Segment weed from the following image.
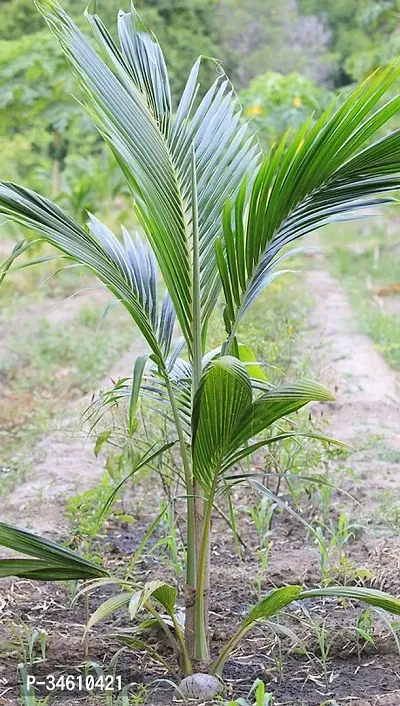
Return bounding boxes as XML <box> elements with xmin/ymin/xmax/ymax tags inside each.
<box><xmin>1</xmin><ymin>621</ymin><xmax>47</xmax><ymax>664</ymax></box>
<box><xmin>373</xmin><ymin>489</ymin><xmax>400</xmax><ymax>529</ymax></box>
<box><xmin>315</xmin><ymin>513</ymin><xmax>366</xmax><ymax>584</ymax></box>
<box><xmin>19</xmin><ymin>664</ymin><xmax>53</xmax><ymax>705</ymax></box>
<box><xmin>225</xmin><ymin>678</ymin><xmax>274</xmax><ymax>706</ymax></box>
<box><xmin>295</xmin><ymin>610</ymin><xmax>335</xmax><ymax>692</ymax></box>
<box><xmin>65</xmin><ymin>472</ymin><xmax>117</xmax><ymax>563</ymax></box>
<box><xmin>354</xmin><ymin>608</ymin><xmax>375</xmax><ymax>661</ymax></box>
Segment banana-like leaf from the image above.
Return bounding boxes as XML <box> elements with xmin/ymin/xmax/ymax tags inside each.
<box><xmin>192</xmin><ymin>357</ymin><xmax>252</xmax><ymax>493</ymax></box>
<box><xmin>0</xmin><ymin>522</ymin><xmax>108</xmax><ymax>580</ymax></box>
<box><xmin>32</xmin><ymin>0</ymin><xmax>259</xmax><ymax>348</ymax></box>
<box><xmin>217</xmin><ymin>64</ymin><xmax>400</xmax><ymax>334</ymax></box>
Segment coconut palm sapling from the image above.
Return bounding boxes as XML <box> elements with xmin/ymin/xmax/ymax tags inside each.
<box><xmin>2</xmin><ymin>0</ymin><xmax>400</xmax><ymax>694</ymax></box>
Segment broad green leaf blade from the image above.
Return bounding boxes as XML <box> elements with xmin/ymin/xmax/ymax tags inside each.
<box><xmin>0</xmin><ymin>522</ymin><xmax>108</xmax><ymax>579</ymax></box>
<box><xmin>128</xmin><ymin>580</ymin><xmax>176</xmax><ymax>620</ymax></box>
<box><xmin>152</xmin><ymin>583</ymin><xmax>177</xmax><ymax>616</ymax></box>
<box><xmin>87</xmin><ymin>592</ymin><xmax>133</xmax><ymax>631</ymax></box>
<box><xmin>244</xmin><ymin>585</ymin><xmax>303</xmax><ymax>626</ymax></box>
<box><xmin>237</xmin><ymin>343</ymin><xmax>269</xmax><ymax>382</ymax></box>
<box><xmin>299</xmin><ymin>587</ymin><xmax>400</xmax><ymax>616</ymax></box>
<box><xmin>0</xmin><ymin>559</ymin><xmax>102</xmax><ymax>581</ymax></box>
<box><xmin>192</xmin><ymin>357</ymin><xmax>252</xmax><ymax>493</ymax></box>
<box><xmin>227</xmin><ymin>380</ymin><xmax>334</xmax><ymax>452</ymax></box>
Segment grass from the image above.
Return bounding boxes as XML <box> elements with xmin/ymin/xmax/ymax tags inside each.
<box><xmin>0</xmin><ymin>267</ymin><xmax>135</xmax><ymax>495</ymax></box>
<box><xmin>321</xmin><ymin>218</ymin><xmax>400</xmax><ymax>370</ymax></box>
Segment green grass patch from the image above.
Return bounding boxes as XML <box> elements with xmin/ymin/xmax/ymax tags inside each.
<box><xmin>322</xmin><ymin>221</ymin><xmax>400</xmax><ymax>370</ymax></box>
<box><xmin>0</xmin><ymin>300</ymin><xmax>134</xmax><ymax>495</ymax></box>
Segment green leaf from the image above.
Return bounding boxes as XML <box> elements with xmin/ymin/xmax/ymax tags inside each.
<box><xmin>0</xmin><ymin>559</ymin><xmax>101</xmax><ymax>581</ymax></box>
<box><xmin>192</xmin><ymin>356</ymin><xmax>252</xmax><ymax>493</ymax></box>
<box><xmin>94</xmin><ymin>430</ymin><xmax>112</xmax><ymax>457</ymax></box>
<box><xmin>244</xmin><ymin>585</ymin><xmax>303</xmax><ymax>626</ymax></box>
<box><xmin>87</xmin><ymin>592</ymin><xmax>133</xmax><ymax>631</ymax></box>
<box><xmin>128</xmin><ymin>580</ymin><xmax>177</xmax><ymax>621</ymax></box>
<box><xmin>33</xmin><ymin>0</ymin><xmax>259</xmax><ymax>347</ymax></box>
<box><xmin>128</xmin><ymin>355</ymin><xmax>148</xmax><ymax>437</ymax></box>
<box><xmin>299</xmin><ymin>586</ymin><xmax>400</xmax><ymax>616</ymax></box>
<box><xmin>238</xmin><ymin>343</ymin><xmax>269</xmax><ymax>382</ymax></box>
<box><xmin>0</xmin><ymin>188</ymin><xmax>164</xmax><ymax>361</ymax></box>
<box><xmin>227</xmin><ymin>380</ymin><xmax>334</xmax><ymax>454</ymax></box>
<box><xmin>0</xmin><ymin>522</ymin><xmax>108</xmax><ymax>581</ymax></box>
<box><xmin>152</xmin><ymin>583</ymin><xmax>177</xmax><ymax>615</ymax></box>
<box><xmin>218</xmin><ymin>63</ymin><xmax>400</xmax><ymax>333</ymax></box>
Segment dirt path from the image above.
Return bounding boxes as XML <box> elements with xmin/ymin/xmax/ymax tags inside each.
<box><xmin>305</xmin><ymin>265</ymin><xmax>399</xmax><ymax>470</ymax></box>
<box><xmin>1</xmin><ymin>341</ymin><xmax>147</xmax><ymax>539</ymax></box>
<box><xmin>305</xmin><ymin>264</ymin><xmax>400</xmax><ymax>572</ymax></box>
<box><xmin>1</xmin><ymin>283</ymin><xmax>148</xmax><ymax>541</ymax></box>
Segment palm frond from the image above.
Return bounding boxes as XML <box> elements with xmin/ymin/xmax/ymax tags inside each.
<box><xmin>0</xmin><ymin>187</ymin><xmax>169</xmax><ymax>362</ymax></box>
<box><xmin>33</xmin><ymin>0</ymin><xmax>259</xmax><ymax>349</ymax></box>
<box><xmin>0</xmin><ymin>522</ymin><xmax>108</xmax><ymax>580</ymax></box>
<box><xmin>217</xmin><ymin>64</ymin><xmax>400</xmax><ymax>335</ymax></box>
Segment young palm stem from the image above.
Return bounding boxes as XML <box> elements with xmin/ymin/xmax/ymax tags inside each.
<box><xmin>194</xmin><ymin>475</ymin><xmax>218</xmax><ymax>661</ymax></box>
<box><xmin>190</xmin><ymin>145</ymin><xmax>210</xmax><ymax>661</ymax></box>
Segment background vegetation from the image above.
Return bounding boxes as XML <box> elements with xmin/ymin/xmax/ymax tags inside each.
<box><xmin>1</xmin><ymin>0</ymin><xmax>399</xmax><ymax>215</ymax></box>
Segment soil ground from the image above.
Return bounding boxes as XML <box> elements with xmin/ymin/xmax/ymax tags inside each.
<box><xmin>0</xmin><ymin>253</ymin><xmax>399</xmax><ymax>706</ymax></box>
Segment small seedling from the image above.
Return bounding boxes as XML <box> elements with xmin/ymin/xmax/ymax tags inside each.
<box><xmin>3</xmin><ymin>621</ymin><xmax>47</xmax><ymax>665</ymax></box>
<box><xmin>19</xmin><ymin>664</ymin><xmax>53</xmax><ymax>705</ymax></box>
<box><xmin>247</xmin><ymin>498</ymin><xmax>276</xmax><ymax>550</ymax></box>
<box><xmin>225</xmin><ymin>678</ymin><xmax>274</xmax><ymax>705</ymax></box>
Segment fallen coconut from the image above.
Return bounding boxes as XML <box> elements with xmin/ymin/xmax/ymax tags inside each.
<box><xmin>178</xmin><ymin>673</ymin><xmax>222</xmax><ymax>701</ymax></box>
